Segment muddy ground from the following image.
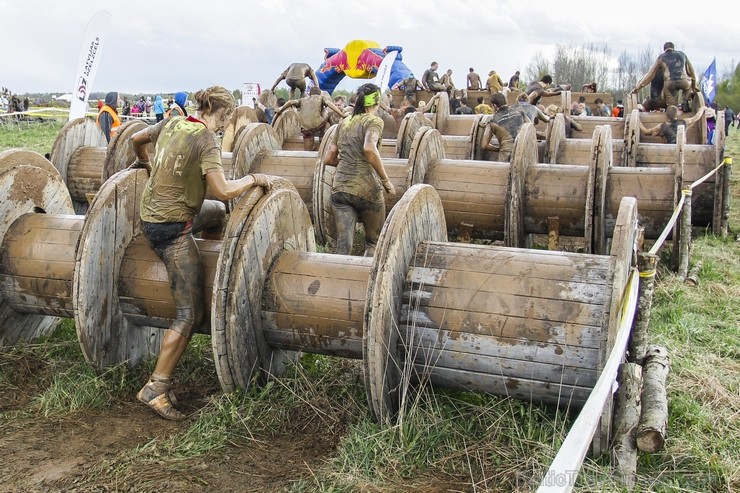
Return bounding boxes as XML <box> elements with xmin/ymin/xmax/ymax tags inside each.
<box><xmin>0</xmin><ymin>354</ymin><xmax>340</xmax><ymax>493</ymax></box>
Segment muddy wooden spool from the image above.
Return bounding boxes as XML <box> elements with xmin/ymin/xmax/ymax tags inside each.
<box><xmin>0</xmin><ymin>157</ymin><xmax>637</xmax><ymax>452</ymax></box>
<box><xmin>314</xmin><ymin>122</ymin><xmax>677</xmax><ymax>253</ymax></box>
<box><xmin>545</xmin><ymin>114</ymin><xmax>625</xmax><ymax>165</ymax></box>
<box><xmin>0</xmin><ymin>156</ymin><xmax>165</xmax><ymax>364</ymax></box>
<box><xmin>0</xmin><ymin>150</ymin><xmax>77</xmax><ymax>346</ymax></box>
<box><xmin>271</xmin><ymin>109</ymin><xmax>304</xmax><ymax>150</ymax></box>
<box><xmin>623</xmin><ymin>110</ymin><xmax>721</xmax><ymax>228</ymax></box>
<box><xmin>48</xmin><ymin>118</ymin><xmax>151</xmax><ymax>211</ymax></box>
<box><xmin>231</xmin><ymin>123</ymin><xmax>319</xmax><ymax>209</ymax></box>
<box><xmin>214</xmin><ymin>183</ymin><xmax>637</xmax><ymax>452</ymax></box>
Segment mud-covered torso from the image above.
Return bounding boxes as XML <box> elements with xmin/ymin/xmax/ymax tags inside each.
<box><xmin>659</xmin><ymin>50</ymin><xmax>688</xmax><ymax>81</ymax></box>
<box><xmin>140</xmin><ymin>117</ymin><xmax>223</xmax><ymax>223</ymax></box>
<box><xmin>660</xmin><ymin>118</ymin><xmax>686</xmax><ymax>144</ymax></box>
<box><xmin>299</xmin><ymin>94</ymin><xmax>329</xmax><ymax>130</ymax></box>
<box><xmin>332</xmin><ymin>113</ymin><xmax>384</xmax><ymax>203</ymax></box>
<box><xmin>490</xmin><ymin>105</ymin><xmax>528</xmax><ymax>151</ymax></box>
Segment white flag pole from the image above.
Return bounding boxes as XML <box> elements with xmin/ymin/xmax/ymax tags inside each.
<box><xmin>69</xmin><ymin>10</ymin><xmax>112</xmax><ymax>121</ymax></box>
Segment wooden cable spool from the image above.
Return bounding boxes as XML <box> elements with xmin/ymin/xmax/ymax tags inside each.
<box><xmin>215</xmin><ymin>181</ymin><xmax>639</xmax><ymax>452</ymax></box>
<box><xmin>313</xmin><ymin>122</ymin><xmax>678</xmax><ymax>252</ymax></box>
<box><xmin>0</xmin><ymin>149</ymin><xmax>76</xmax><ymax>346</ymax></box>
<box><xmin>270</xmin><ymin>109</ymin><xmax>303</xmax><ymax>150</ymax></box>
<box><xmin>624</xmin><ymin>110</ymin><xmax>718</xmax><ymax>227</ymax></box>
<box><xmin>49</xmin><ymin>118</ymin><xmax>152</xmax><ymax>211</ymax></box>
<box><xmin>0</xmin><ymin>155</ymin><xmax>639</xmax><ymax>453</ymax></box>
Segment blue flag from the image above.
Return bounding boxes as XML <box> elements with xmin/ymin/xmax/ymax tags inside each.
<box><xmin>701</xmin><ymin>58</ymin><xmax>717</xmax><ymax>105</ymax></box>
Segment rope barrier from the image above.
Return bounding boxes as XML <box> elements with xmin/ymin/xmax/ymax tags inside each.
<box><xmin>537</xmin><ymin>268</ymin><xmax>639</xmax><ymax>493</ymax></box>
<box><xmin>648</xmin><ymin>159</ymin><xmax>728</xmax><ymax>255</ymax></box>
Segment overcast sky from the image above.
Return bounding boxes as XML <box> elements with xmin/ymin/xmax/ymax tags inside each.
<box><xmin>2</xmin><ymin>0</ymin><xmax>737</xmax><ymax>97</ymax></box>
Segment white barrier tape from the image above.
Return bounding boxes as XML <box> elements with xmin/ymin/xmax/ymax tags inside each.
<box><xmin>537</xmin><ymin>268</ymin><xmax>639</xmax><ymax>493</ymax></box>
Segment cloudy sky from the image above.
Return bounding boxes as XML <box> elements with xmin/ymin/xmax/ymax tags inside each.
<box><xmin>2</xmin><ymin>0</ymin><xmax>737</xmax><ymax>96</ymax></box>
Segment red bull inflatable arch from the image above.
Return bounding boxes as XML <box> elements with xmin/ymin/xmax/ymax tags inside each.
<box><xmin>317</xmin><ymin>39</ymin><xmax>412</xmax><ymax>94</ymax></box>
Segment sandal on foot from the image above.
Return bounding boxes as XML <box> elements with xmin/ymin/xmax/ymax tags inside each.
<box><xmin>137</xmin><ymin>387</ymin><xmax>187</xmax><ymax>421</ymax></box>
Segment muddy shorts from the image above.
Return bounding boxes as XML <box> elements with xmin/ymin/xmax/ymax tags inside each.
<box><xmin>141</xmin><ymin>220</ymin><xmax>203</xmax><ymax>339</ymax></box>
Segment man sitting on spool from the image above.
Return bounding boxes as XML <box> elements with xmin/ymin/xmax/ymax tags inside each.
<box><xmin>274</xmin><ymin>86</ymin><xmax>345</xmax><ymax>151</ymax></box>
<box><xmin>481</xmin><ymin>92</ymin><xmax>530</xmax><ymax>162</ymax></box>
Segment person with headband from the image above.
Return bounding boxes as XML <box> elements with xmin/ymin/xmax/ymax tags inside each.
<box><xmin>130</xmin><ymin>85</ymin><xmax>273</xmax><ymax>420</ymax></box>
<box><xmin>324</xmin><ymin>83</ymin><xmax>396</xmax><ymax>256</ymax></box>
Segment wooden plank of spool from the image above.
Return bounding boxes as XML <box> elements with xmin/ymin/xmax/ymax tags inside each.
<box><xmin>545</xmin><ymin>113</ymin><xmax>566</xmax><ymax>163</ymax></box>
<box><xmin>231</xmin><ymin>122</ymin><xmax>282</xmax><ymax>180</ymax></box>
<box><xmin>104</xmin><ymin>119</ymin><xmax>150</xmax><ymax>180</ymax></box>
<box><xmin>0</xmin><ymin>149</ymin><xmax>76</xmax><ymax>346</ymax></box>
<box><xmin>213</xmin><ymin>179</ymin><xmax>315</xmax><ymax>391</ymax></box>
<box><xmin>363</xmin><ymin>184</ymin><xmax>448</xmax><ymax>423</ymax></box>
<box><xmin>505</xmin><ymin>122</ymin><xmax>536</xmax><ymax>247</ymax></box>
<box><xmin>312</xmin><ymin>124</ymin><xmax>338</xmax><ymax>247</ymax></box>
<box><xmin>397</xmin><ymin>112</ymin><xmax>432</xmax><ymax>160</ymax></box>
<box><xmin>271</xmin><ymin>109</ymin><xmax>302</xmax><ymax>149</ymax></box>
<box><xmin>222</xmin><ymin>106</ymin><xmax>259</xmax><ymax>153</ymax></box>
<box><xmin>73</xmin><ymin>169</ymin><xmax>162</xmax><ymax>370</ymax></box>
<box><xmin>407</xmin><ymin>125</ymin><xmax>445</xmax><ymax>187</ymax></box>
<box><xmin>592</xmin><ymin>125</ymin><xmax>611</xmax><ymax>255</ymax></box>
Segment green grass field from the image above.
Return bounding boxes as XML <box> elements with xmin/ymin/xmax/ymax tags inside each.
<box><xmin>0</xmin><ymin>121</ymin><xmax>737</xmax><ymax>492</ymax></box>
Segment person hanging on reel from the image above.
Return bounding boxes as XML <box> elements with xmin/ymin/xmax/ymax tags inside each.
<box><xmin>324</xmin><ymin>83</ymin><xmax>396</xmax><ymax>256</ymax></box>
<box><xmin>130</xmin><ymin>85</ymin><xmax>273</xmax><ymax>421</ymax></box>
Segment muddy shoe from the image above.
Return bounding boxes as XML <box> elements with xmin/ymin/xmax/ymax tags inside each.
<box><xmin>137</xmin><ymin>383</ymin><xmax>187</xmax><ymax>421</ymax></box>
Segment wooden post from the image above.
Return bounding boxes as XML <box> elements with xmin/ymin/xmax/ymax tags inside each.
<box><xmin>637</xmin><ymin>345</ymin><xmax>671</xmax><ymax>453</ymax></box>
<box><xmin>721</xmin><ymin>157</ymin><xmax>732</xmax><ymax>237</ymax></box>
<box><xmin>547</xmin><ymin>216</ymin><xmax>560</xmax><ymax>251</ymax></box>
<box><xmin>629</xmin><ymin>252</ymin><xmax>658</xmax><ymax>365</ymax></box>
<box><xmin>677</xmin><ymin>189</ymin><xmax>692</xmax><ymax>278</ymax></box>
<box><xmin>612</xmin><ymin>362</ymin><xmax>642</xmax><ymax>491</ymax></box>
<box><xmin>684</xmin><ymin>261</ymin><xmax>703</xmax><ymax>287</ymax></box>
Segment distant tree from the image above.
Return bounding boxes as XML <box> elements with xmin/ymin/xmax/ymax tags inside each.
<box><xmin>714</xmin><ymin>62</ymin><xmax>740</xmax><ymax>112</ymax></box>
<box><xmin>525</xmin><ymin>43</ymin><xmax>611</xmax><ymax>92</ymax></box>
<box><xmin>524</xmin><ymin>52</ymin><xmax>551</xmax><ymax>86</ymax></box>
<box><xmin>551</xmin><ymin>43</ymin><xmax>611</xmax><ymax>91</ymax></box>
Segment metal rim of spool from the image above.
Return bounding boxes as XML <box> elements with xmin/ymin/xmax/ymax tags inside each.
<box><xmin>592</xmin><ymin>124</ymin><xmax>612</xmax><ymax>255</ymax></box>
<box><xmin>407</xmin><ymin>126</ymin><xmax>444</xmax><ymax>187</ymax></box>
<box><xmin>73</xmin><ymin>168</ymin><xmax>158</xmax><ymax>370</ymax></box>
<box><xmin>211</xmin><ymin>178</ymin><xmax>315</xmax><ymax>392</ymax></box>
<box><xmin>0</xmin><ymin>149</ymin><xmax>75</xmax><ymax>346</ymax></box>
<box><xmin>505</xmin><ymin>122</ymin><xmax>537</xmax><ymax>247</ymax></box>
<box><xmin>50</xmin><ymin>117</ymin><xmax>107</xmax><ymax>184</ymax></box>
<box><xmin>312</xmin><ymin>123</ymin><xmax>339</xmax><ymax>247</ymax></box>
<box><xmin>363</xmin><ymin>183</ymin><xmax>448</xmax><ymax>424</ymax></box>
<box><xmin>104</xmin><ymin>119</ymin><xmax>149</xmax><ymax>179</ymax></box>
